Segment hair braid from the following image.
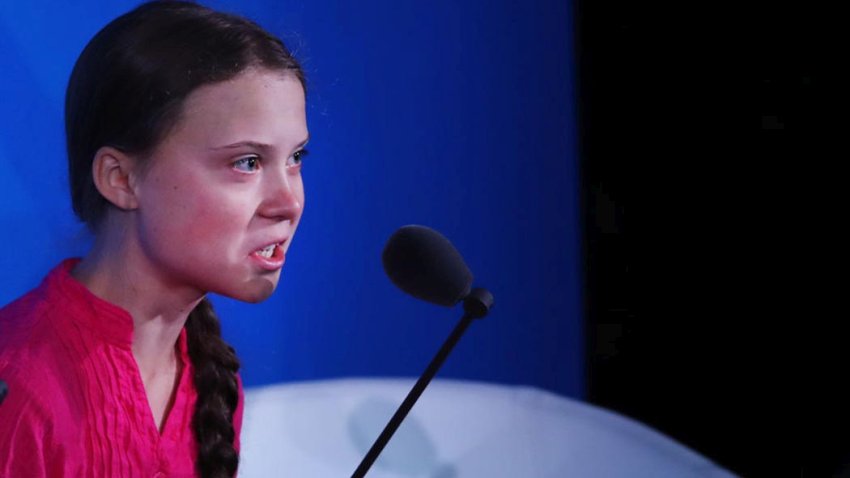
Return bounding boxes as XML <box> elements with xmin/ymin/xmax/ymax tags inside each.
<box><xmin>186</xmin><ymin>298</ymin><xmax>241</xmax><ymax>478</ymax></box>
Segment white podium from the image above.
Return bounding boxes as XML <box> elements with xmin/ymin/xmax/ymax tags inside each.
<box><xmin>239</xmin><ymin>378</ymin><xmax>736</xmax><ymax>477</ymax></box>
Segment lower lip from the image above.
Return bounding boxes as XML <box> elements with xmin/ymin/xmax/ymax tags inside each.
<box><xmin>250</xmin><ymin>245</ymin><xmax>286</xmax><ymax>271</ymax></box>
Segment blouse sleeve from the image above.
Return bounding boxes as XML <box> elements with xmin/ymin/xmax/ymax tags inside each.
<box><xmin>0</xmin><ymin>379</ymin><xmax>52</xmax><ymax>478</ymax></box>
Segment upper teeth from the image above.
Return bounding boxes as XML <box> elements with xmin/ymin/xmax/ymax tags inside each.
<box><xmin>257</xmin><ymin>244</ymin><xmax>276</xmax><ymax>258</ymax></box>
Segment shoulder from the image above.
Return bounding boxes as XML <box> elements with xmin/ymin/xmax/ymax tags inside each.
<box><xmin>0</xmin><ymin>282</ymin><xmax>70</xmax><ymax>388</ymax></box>
<box><xmin>0</xmin><ymin>263</ymin><xmax>87</xmax><ymax>476</ymax></box>
<box><xmin>0</xmin><ymin>260</ymin><xmax>80</xmax><ymax>341</ymax></box>
<box><xmin>0</xmin><ymin>275</ymin><xmax>85</xmax><ymax>446</ymax></box>
<box><xmin>0</xmin><ymin>284</ymin><xmax>60</xmax><ymax>389</ymax></box>
<box><xmin>0</xmin><ymin>261</ymin><xmax>85</xmax><ymax>380</ymax></box>
<box><xmin>0</xmin><ymin>284</ymin><xmax>51</xmax><ymax>345</ymax></box>
<box><xmin>0</xmin><ymin>261</ymin><xmax>74</xmax><ymax>358</ymax></box>
<box><xmin>0</xmin><ymin>294</ymin><xmax>96</xmax><ymax>477</ymax></box>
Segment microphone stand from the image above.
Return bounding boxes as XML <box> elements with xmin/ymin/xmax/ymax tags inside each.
<box><xmin>351</xmin><ymin>288</ymin><xmax>493</xmax><ymax>478</ymax></box>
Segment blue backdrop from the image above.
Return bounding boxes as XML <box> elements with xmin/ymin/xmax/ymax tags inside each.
<box><xmin>0</xmin><ymin>0</ymin><xmax>582</xmax><ymax>398</ymax></box>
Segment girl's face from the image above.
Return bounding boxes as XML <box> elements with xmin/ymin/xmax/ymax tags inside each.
<box><xmin>132</xmin><ymin>69</ymin><xmax>308</xmax><ymax>303</ymax></box>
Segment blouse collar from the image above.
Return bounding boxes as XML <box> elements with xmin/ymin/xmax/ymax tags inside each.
<box><xmin>44</xmin><ymin>258</ymin><xmax>190</xmax><ymax>359</ymax></box>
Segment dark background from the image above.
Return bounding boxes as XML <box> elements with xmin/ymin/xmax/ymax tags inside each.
<box><xmin>576</xmin><ymin>1</ymin><xmax>812</xmax><ymax>476</ymax></box>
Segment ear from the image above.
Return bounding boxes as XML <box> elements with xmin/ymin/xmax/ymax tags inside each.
<box><xmin>91</xmin><ymin>146</ymin><xmax>141</xmax><ymax>211</ymax></box>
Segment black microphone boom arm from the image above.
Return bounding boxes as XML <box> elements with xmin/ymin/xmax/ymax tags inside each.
<box><xmin>351</xmin><ymin>288</ymin><xmax>493</xmax><ymax>478</ymax></box>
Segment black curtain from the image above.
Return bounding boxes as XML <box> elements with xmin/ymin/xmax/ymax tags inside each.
<box><xmin>576</xmin><ymin>1</ymin><xmax>814</xmax><ymax>476</ymax></box>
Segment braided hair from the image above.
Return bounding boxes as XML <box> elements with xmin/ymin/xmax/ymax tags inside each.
<box><xmin>186</xmin><ymin>299</ymin><xmax>241</xmax><ymax>478</ymax></box>
<box><xmin>65</xmin><ymin>2</ymin><xmax>304</xmax><ymax>476</ymax></box>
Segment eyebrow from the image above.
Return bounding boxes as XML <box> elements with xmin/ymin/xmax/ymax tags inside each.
<box><xmin>209</xmin><ymin>136</ymin><xmax>310</xmax><ymax>152</ymax></box>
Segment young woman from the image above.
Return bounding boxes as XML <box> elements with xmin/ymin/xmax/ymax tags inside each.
<box><xmin>0</xmin><ymin>2</ymin><xmax>308</xmax><ymax>477</ymax></box>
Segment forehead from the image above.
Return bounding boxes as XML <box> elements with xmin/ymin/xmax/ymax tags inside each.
<box><xmin>164</xmin><ymin>69</ymin><xmax>307</xmax><ymax>148</ymax></box>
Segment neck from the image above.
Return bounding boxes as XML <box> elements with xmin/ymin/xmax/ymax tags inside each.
<box><xmin>72</xmin><ymin>221</ymin><xmax>204</xmax><ymax>376</ymax></box>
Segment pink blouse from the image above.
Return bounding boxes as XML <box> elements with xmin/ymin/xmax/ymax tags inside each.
<box><xmin>0</xmin><ymin>260</ymin><xmax>244</xmax><ymax>477</ymax></box>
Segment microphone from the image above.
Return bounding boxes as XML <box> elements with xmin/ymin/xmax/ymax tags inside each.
<box><xmin>382</xmin><ymin>224</ymin><xmax>473</xmax><ymax>306</ymax></box>
<box><xmin>352</xmin><ymin>225</ymin><xmax>493</xmax><ymax>478</ymax></box>
<box><xmin>0</xmin><ymin>380</ymin><xmax>7</xmax><ymax>405</ymax></box>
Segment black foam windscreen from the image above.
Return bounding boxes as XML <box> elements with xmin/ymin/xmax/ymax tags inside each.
<box><xmin>382</xmin><ymin>225</ymin><xmax>473</xmax><ymax>306</ymax></box>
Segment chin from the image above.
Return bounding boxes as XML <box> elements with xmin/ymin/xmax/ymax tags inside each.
<box><xmin>220</xmin><ymin>277</ymin><xmax>279</xmax><ymax>303</ymax></box>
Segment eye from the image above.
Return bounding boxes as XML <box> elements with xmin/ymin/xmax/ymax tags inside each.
<box><xmin>233</xmin><ymin>155</ymin><xmax>261</xmax><ymax>172</ymax></box>
<box><xmin>288</xmin><ymin>149</ymin><xmax>309</xmax><ymax>168</ymax></box>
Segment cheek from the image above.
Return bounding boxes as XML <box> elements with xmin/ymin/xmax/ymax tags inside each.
<box><xmin>182</xmin><ymin>197</ymin><xmax>252</xmax><ymax>248</ymax></box>
<box><xmin>141</xmin><ymin>176</ymin><xmax>251</xmax><ymax>249</ymax></box>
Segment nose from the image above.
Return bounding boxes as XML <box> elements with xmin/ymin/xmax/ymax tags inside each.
<box><xmin>258</xmin><ymin>167</ymin><xmax>303</xmax><ymax>222</ymax></box>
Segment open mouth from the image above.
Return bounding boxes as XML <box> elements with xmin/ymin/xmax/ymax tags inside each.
<box><xmin>255</xmin><ymin>243</ymin><xmax>279</xmax><ymax>258</ymax></box>
<box><xmin>250</xmin><ymin>241</ymin><xmax>286</xmax><ymax>269</ymax></box>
